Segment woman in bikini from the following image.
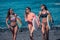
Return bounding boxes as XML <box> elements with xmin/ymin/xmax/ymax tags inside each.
<box><xmin>39</xmin><ymin>4</ymin><xmax>52</xmax><ymax>40</ymax></box>
<box><xmin>6</xmin><ymin>8</ymin><xmax>18</xmax><ymax>40</ymax></box>
<box><xmin>25</xmin><ymin>7</ymin><xmax>36</xmax><ymax>40</ymax></box>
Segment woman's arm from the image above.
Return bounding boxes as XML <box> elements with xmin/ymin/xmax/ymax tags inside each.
<box><xmin>6</xmin><ymin>18</ymin><xmax>10</xmax><ymax>28</ymax></box>
<box><xmin>15</xmin><ymin>14</ymin><xmax>17</xmax><ymax>20</ymax></box>
<box><xmin>47</xmin><ymin>11</ymin><xmax>52</xmax><ymax>22</ymax></box>
<box><xmin>38</xmin><ymin>11</ymin><xmax>41</xmax><ymax>19</ymax></box>
<box><xmin>25</xmin><ymin>15</ymin><xmax>28</xmax><ymax>21</ymax></box>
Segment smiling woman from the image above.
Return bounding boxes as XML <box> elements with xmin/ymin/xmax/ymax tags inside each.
<box><xmin>0</xmin><ymin>0</ymin><xmax>60</xmax><ymax>28</ymax></box>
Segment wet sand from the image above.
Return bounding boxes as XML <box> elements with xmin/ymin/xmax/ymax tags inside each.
<box><xmin>0</xmin><ymin>28</ymin><xmax>60</xmax><ymax>40</ymax></box>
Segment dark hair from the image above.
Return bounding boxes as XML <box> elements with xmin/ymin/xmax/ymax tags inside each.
<box><xmin>6</xmin><ymin>8</ymin><xmax>14</xmax><ymax>19</ymax></box>
<box><xmin>25</xmin><ymin>7</ymin><xmax>31</xmax><ymax>17</ymax></box>
<box><xmin>41</xmin><ymin>4</ymin><xmax>48</xmax><ymax>10</ymax></box>
<box><xmin>26</xmin><ymin>7</ymin><xmax>31</xmax><ymax>12</ymax></box>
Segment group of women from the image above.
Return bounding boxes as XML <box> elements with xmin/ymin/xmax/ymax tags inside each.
<box><xmin>6</xmin><ymin>4</ymin><xmax>52</xmax><ymax>40</ymax></box>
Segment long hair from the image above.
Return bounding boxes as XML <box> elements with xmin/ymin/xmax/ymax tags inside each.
<box><xmin>6</xmin><ymin>8</ymin><xmax>14</xmax><ymax>19</ymax></box>
<box><xmin>25</xmin><ymin>7</ymin><xmax>31</xmax><ymax>17</ymax></box>
<box><xmin>41</xmin><ymin>4</ymin><xmax>48</xmax><ymax>10</ymax></box>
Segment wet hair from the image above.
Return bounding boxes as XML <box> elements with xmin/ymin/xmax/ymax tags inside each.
<box><xmin>6</xmin><ymin>8</ymin><xmax>14</xmax><ymax>19</ymax></box>
<box><xmin>41</xmin><ymin>4</ymin><xmax>48</xmax><ymax>10</ymax></box>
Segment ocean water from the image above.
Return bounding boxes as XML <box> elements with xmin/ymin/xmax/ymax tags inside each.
<box><xmin>0</xmin><ymin>0</ymin><xmax>60</xmax><ymax>28</ymax></box>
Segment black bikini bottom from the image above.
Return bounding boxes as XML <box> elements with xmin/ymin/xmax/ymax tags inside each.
<box><xmin>10</xmin><ymin>24</ymin><xmax>17</xmax><ymax>28</ymax></box>
<box><xmin>27</xmin><ymin>21</ymin><xmax>33</xmax><ymax>26</ymax></box>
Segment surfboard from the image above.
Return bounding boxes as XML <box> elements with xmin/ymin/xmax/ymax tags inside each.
<box><xmin>32</xmin><ymin>15</ymin><xmax>40</xmax><ymax>31</ymax></box>
<box><xmin>47</xmin><ymin>15</ymin><xmax>52</xmax><ymax>29</ymax></box>
<box><xmin>17</xmin><ymin>16</ymin><xmax>22</xmax><ymax>29</ymax></box>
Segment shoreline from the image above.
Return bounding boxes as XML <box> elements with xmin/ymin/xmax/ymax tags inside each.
<box><xmin>0</xmin><ymin>26</ymin><xmax>60</xmax><ymax>32</ymax></box>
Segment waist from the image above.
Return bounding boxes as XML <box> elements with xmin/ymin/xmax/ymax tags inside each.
<box><xmin>10</xmin><ymin>22</ymin><xmax>17</xmax><ymax>26</ymax></box>
<box><xmin>27</xmin><ymin>19</ymin><xmax>33</xmax><ymax>22</ymax></box>
<box><xmin>42</xmin><ymin>18</ymin><xmax>47</xmax><ymax>22</ymax></box>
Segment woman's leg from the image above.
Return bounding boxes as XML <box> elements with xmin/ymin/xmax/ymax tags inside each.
<box><xmin>28</xmin><ymin>24</ymin><xmax>34</xmax><ymax>40</ymax></box>
<box><xmin>10</xmin><ymin>27</ymin><xmax>14</xmax><ymax>40</ymax></box>
<box><xmin>13</xmin><ymin>26</ymin><xmax>18</xmax><ymax>40</ymax></box>
<box><xmin>45</xmin><ymin>25</ymin><xmax>49</xmax><ymax>40</ymax></box>
<box><xmin>42</xmin><ymin>23</ymin><xmax>45</xmax><ymax>40</ymax></box>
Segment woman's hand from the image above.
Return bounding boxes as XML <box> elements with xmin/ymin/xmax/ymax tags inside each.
<box><xmin>24</xmin><ymin>15</ymin><xmax>27</xmax><ymax>21</ymax></box>
<box><xmin>6</xmin><ymin>18</ymin><xmax>10</xmax><ymax>29</ymax></box>
<box><xmin>8</xmin><ymin>25</ymin><xmax>10</xmax><ymax>29</ymax></box>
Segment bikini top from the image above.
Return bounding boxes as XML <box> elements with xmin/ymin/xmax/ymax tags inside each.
<box><xmin>40</xmin><ymin>13</ymin><xmax>48</xmax><ymax>18</ymax></box>
<box><xmin>10</xmin><ymin>14</ymin><xmax>16</xmax><ymax>22</ymax></box>
<box><xmin>40</xmin><ymin>11</ymin><xmax>48</xmax><ymax>18</ymax></box>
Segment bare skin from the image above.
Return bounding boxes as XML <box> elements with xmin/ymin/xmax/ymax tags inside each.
<box><xmin>25</xmin><ymin>12</ymin><xmax>35</xmax><ymax>40</ymax></box>
<box><xmin>39</xmin><ymin>10</ymin><xmax>52</xmax><ymax>40</ymax></box>
<box><xmin>6</xmin><ymin>16</ymin><xmax>18</xmax><ymax>40</ymax></box>
<box><xmin>6</xmin><ymin>9</ymin><xmax>18</xmax><ymax>40</ymax></box>
<box><xmin>12</xmin><ymin>25</ymin><xmax>18</xmax><ymax>40</ymax></box>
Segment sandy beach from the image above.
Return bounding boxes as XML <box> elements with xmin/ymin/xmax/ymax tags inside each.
<box><xmin>0</xmin><ymin>28</ymin><xmax>60</xmax><ymax>40</ymax></box>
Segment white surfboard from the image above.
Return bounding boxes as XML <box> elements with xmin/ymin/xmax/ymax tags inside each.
<box><xmin>17</xmin><ymin>16</ymin><xmax>22</xmax><ymax>29</ymax></box>
<box><xmin>32</xmin><ymin>16</ymin><xmax>40</xmax><ymax>31</ymax></box>
<box><xmin>47</xmin><ymin>15</ymin><xmax>52</xmax><ymax>29</ymax></box>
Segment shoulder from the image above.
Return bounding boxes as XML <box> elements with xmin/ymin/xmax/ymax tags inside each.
<box><xmin>14</xmin><ymin>13</ymin><xmax>17</xmax><ymax>16</ymax></box>
<box><xmin>39</xmin><ymin>11</ymin><xmax>41</xmax><ymax>13</ymax></box>
<box><xmin>31</xmin><ymin>12</ymin><xmax>35</xmax><ymax>16</ymax></box>
<box><xmin>6</xmin><ymin>17</ymin><xmax>9</xmax><ymax>20</ymax></box>
<box><xmin>47</xmin><ymin>10</ymin><xmax>50</xmax><ymax>13</ymax></box>
<box><xmin>46</xmin><ymin>10</ymin><xmax>50</xmax><ymax>15</ymax></box>
<box><xmin>14</xmin><ymin>13</ymin><xmax>17</xmax><ymax>17</ymax></box>
<box><xmin>39</xmin><ymin>11</ymin><xmax>42</xmax><ymax>15</ymax></box>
